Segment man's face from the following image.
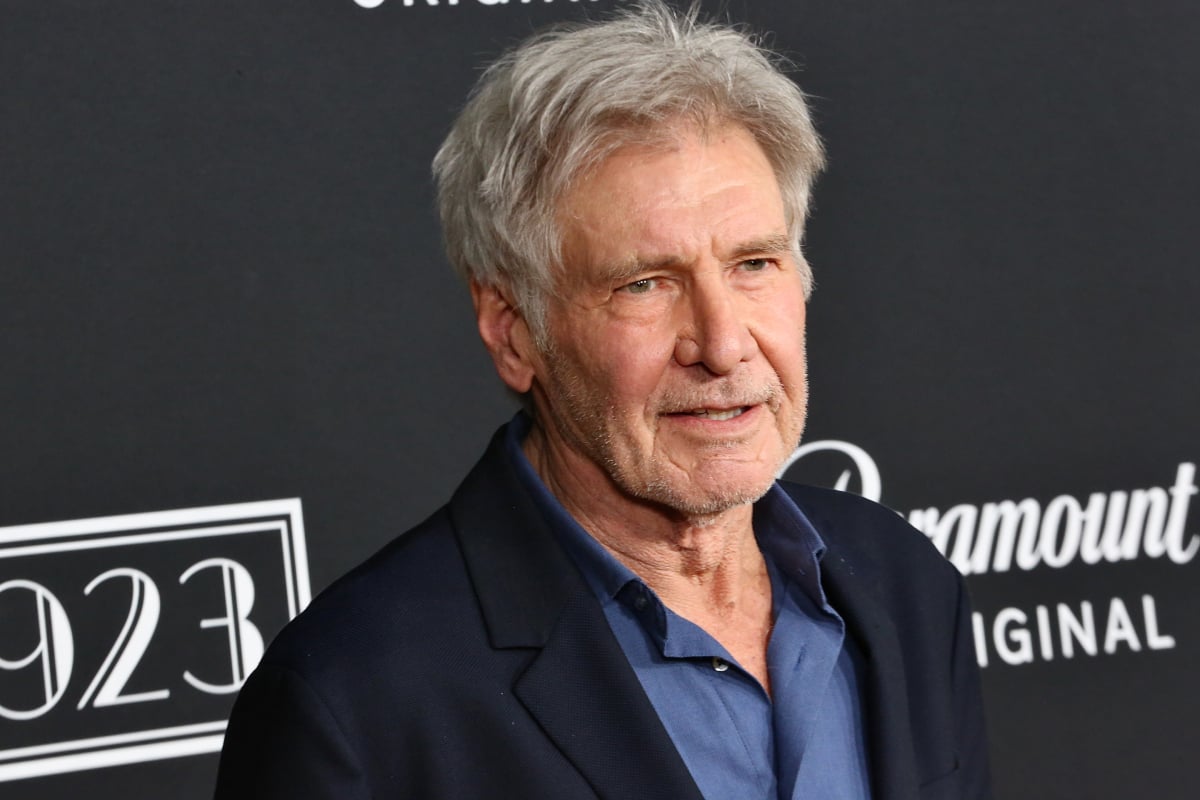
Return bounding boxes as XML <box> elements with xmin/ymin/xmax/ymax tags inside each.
<box><xmin>527</xmin><ymin>123</ymin><xmax>809</xmax><ymax>517</ymax></box>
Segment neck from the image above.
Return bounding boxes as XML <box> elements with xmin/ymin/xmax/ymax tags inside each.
<box><xmin>522</xmin><ymin>421</ymin><xmax>765</xmax><ymax>616</ymax></box>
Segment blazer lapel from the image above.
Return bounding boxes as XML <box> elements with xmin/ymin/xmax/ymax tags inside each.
<box><xmin>515</xmin><ymin>589</ymin><xmax>704</xmax><ymax>800</ymax></box>
<box><xmin>822</xmin><ymin>545</ymin><xmax>922</xmax><ymax>800</ymax></box>
<box><xmin>450</xmin><ymin>425</ymin><xmax>702</xmax><ymax>800</ymax></box>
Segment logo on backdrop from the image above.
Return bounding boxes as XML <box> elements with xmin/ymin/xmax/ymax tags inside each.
<box><xmin>782</xmin><ymin>443</ymin><xmax>1197</xmax><ymax>669</ymax></box>
<box><xmin>353</xmin><ymin>0</ymin><xmax>600</xmax><ymax>9</ymax></box>
<box><xmin>0</xmin><ymin>500</ymin><xmax>310</xmax><ymax>782</ymax></box>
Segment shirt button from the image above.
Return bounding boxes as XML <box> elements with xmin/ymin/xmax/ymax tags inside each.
<box><xmin>632</xmin><ymin>593</ymin><xmax>648</xmax><ymax>611</ymax></box>
<box><xmin>712</xmin><ymin>657</ymin><xmax>729</xmax><ymax>672</ymax></box>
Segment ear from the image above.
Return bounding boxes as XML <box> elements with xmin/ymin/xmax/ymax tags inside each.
<box><xmin>471</xmin><ymin>280</ymin><xmax>538</xmax><ymax>394</ymax></box>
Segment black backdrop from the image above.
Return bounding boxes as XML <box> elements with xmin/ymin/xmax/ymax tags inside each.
<box><xmin>3</xmin><ymin>1</ymin><xmax>1197</xmax><ymax>798</ymax></box>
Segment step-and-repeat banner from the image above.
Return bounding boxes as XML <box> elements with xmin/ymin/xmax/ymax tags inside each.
<box><xmin>4</xmin><ymin>2</ymin><xmax>1196</xmax><ymax>798</ymax></box>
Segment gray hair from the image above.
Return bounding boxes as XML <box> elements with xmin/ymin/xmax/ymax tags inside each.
<box><xmin>432</xmin><ymin>0</ymin><xmax>825</xmax><ymax>338</ymax></box>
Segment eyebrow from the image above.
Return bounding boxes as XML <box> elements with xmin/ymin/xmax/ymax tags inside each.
<box><xmin>728</xmin><ymin>234</ymin><xmax>797</xmax><ymax>261</ymax></box>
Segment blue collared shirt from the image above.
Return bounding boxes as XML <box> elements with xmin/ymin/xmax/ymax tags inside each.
<box><xmin>505</xmin><ymin>416</ymin><xmax>872</xmax><ymax>799</ymax></box>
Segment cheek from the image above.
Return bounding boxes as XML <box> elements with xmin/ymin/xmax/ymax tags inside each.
<box><xmin>603</xmin><ymin>349</ymin><xmax>675</xmax><ymax>411</ymax></box>
<box><xmin>759</xmin><ymin>309</ymin><xmax>808</xmax><ymax>388</ymax></box>
<box><xmin>573</xmin><ymin>319</ymin><xmax>677</xmax><ymax>397</ymax></box>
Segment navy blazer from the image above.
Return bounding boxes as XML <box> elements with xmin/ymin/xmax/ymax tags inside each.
<box><xmin>215</xmin><ymin>427</ymin><xmax>991</xmax><ymax>799</ymax></box>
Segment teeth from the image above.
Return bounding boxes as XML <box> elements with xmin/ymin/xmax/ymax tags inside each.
<box><xmin>691</xmin><ymin>407</ymin><xmax>745</xmax><ymax>421</ymax></box>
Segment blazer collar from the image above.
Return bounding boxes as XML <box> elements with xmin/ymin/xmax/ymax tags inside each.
<box><xmin>448</xmin><ymin>424</ymin><xmax>579</xmax><ymax>648</ymax></box>
<box><xmin>448</xmin><ymin>424</ymin><xmax>704</xmax><ymax>800</ymax></box>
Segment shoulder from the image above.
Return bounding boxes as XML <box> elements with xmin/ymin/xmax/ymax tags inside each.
<box><xmin>260</xmin><ymin>505</ymin><xmax>481</xmax><ymax>681</ymax></box>
<box><xmin>780</xmin><ymin>482</ymin><xmax>933</xmax><ymax>547</ymax></box>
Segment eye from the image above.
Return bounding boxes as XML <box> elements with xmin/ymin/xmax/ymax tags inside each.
<box><xmin>623</xmin><ymin>277</ymin><xmax>657</xmax><ymax>294</ymax></box>
<box><xmin>740</xmin><ymin>258</ymin><xmax>770</xmax><ymax>272</ymax></box>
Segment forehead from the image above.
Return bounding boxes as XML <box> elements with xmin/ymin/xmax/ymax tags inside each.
<box><xmin>556</xmin><ymin>123</ymin><xmax>787</xmax><ymax>271</ymax></box>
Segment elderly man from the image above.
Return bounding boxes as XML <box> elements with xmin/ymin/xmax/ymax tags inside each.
<box><xmin>215</xmin><ymin>3</ymin><xmax>991</xmax><ymax>799</ymax></box>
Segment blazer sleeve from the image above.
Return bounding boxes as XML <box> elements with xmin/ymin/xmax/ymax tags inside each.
<box><xmin>213</xmin><ymin>664</ymin><xmax>370</xmax><ymax>800</ymax></box>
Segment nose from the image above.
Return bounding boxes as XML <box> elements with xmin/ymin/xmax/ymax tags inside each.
<box><xmin>673</xmin><ymin>276</ymin><xmax>757</xmax><ymax>374</ymax></box>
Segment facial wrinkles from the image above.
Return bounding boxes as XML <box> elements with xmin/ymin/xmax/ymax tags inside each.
<box><xmin>534</xmin><ymin>282</ymin><xmax>806</xmax><ymax>519</ymax></box>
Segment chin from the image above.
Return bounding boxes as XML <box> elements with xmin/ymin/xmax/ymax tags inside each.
<box><xmin>638</xmin><ymin>470</ymin><xmax>777</xmax><ymax>518</ymax></box>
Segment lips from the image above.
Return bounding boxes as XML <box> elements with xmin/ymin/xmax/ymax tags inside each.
<box><xmin>658</xmin><ymin>384</ymin><xmax>779</xmax><ymax>423</ymax></box>
<box><xmin>685</xmin><ymin>407</ymin><xmax>748</xmax><ymax>421</ymax></box>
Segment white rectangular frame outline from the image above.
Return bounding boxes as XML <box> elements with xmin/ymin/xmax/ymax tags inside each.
<box><xmin>0</xmin><ymin>499</ymin><xmax>310</xmax><ymax>782</ymax></box>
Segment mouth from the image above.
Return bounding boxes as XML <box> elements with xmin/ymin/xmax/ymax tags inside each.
<box><xmin>684</xmin><ymin>406</ymin><xmax>749</xmax><ymax>421</ymax></box>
